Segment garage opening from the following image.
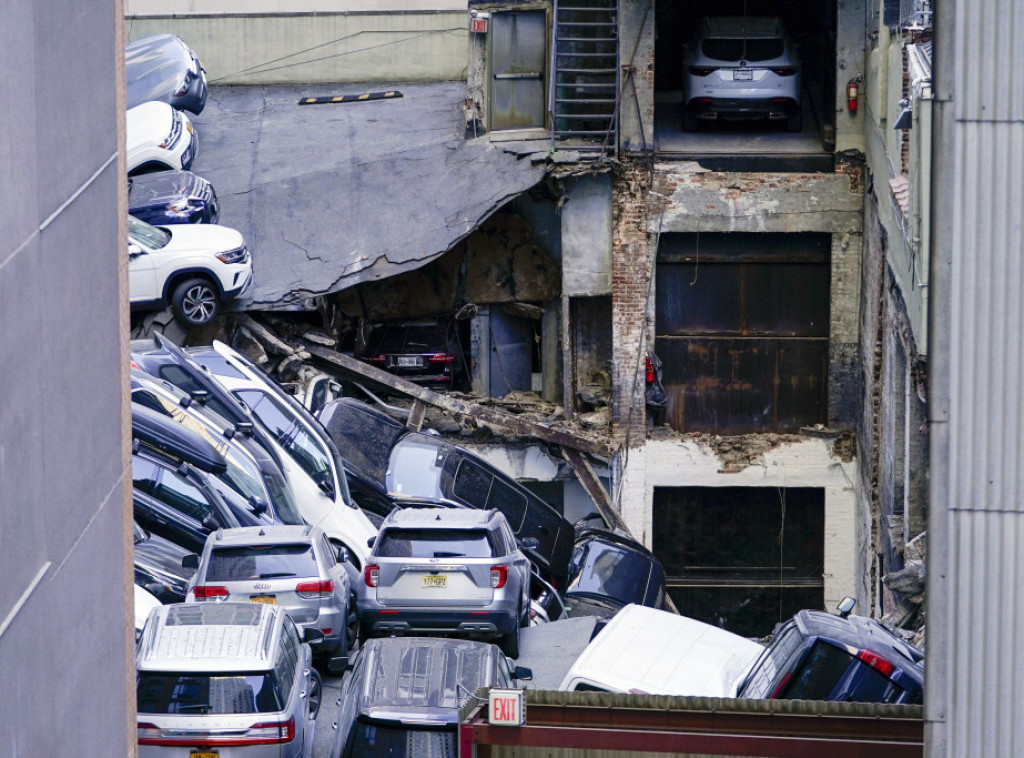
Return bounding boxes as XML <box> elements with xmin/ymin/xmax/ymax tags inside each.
<box><xmin>653</xmin><ymin>0</ymin><xmax>836</xmax><ymax>169</ymax></box>
<box><xmin>654</xmin><ymin>232</ymin><xmax>830</xmax><ymax>434</ymax></box>
<box><xmin>653</xmin><ymin>486</ymin><xmax>825</xmax><ymax>637</ymax></box>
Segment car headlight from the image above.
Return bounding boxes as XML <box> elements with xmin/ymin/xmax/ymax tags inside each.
<box><xmin>174</xmin><ymin>71</ymin><xmax>193</xmax><ymax>96</ymax></box>
<box><xmin>216</xmin><ymin>246</ymin><xmax>248</xmax><ymax>265</ymax></box>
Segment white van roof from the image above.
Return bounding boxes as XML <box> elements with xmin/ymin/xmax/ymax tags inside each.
<box><xmin>558</xmin><ymin>604</ymin><xmax>764</xmax><ymax>697</ymax></box>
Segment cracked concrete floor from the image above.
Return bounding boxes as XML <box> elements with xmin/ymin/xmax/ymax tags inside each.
<box><xmin>188</xmin><ymin>81</ymin><xmax>548</xmax><ymax>309</ymax></box>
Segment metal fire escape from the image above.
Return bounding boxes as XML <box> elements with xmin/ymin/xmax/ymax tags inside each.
<box><xmin>550</xmin><ymin>0</ymin><xmax>619</xmax><ymax>152</ymax></box>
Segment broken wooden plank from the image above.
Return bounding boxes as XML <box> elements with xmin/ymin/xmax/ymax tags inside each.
<box><xmin>560</xmin><ymin>446</ymin><xmax>628</xmax><ymax>533</ymax></box>
<box><xmin>407</xmin><ymin>399</ymin><xmax>427</xmax><ymax>431</ymax></box>
<box><xmin>301</xmin><ymin>342</ymin><xmax>617</xmax><ymax>458</ymax></box>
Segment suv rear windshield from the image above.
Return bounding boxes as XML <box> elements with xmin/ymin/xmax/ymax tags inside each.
<box><xmin>137</xmin><ymin>672</ymin><xmax>282</xmax><ymax>714</ymax></box>
<box><xmin>377</xmin><ymin>528</ymin><xmax>495</xmax><ymax>559</ymax></box>
<box><xmin>781</xmin><ymin>640</ymin><xmax>906</xmax><ymax>702</ymax></box>
<box><xmin>567</xmin><ymin>539</ymin><xmax>653</xmax><ymax>606</ymax></box>
<box><xmin>702</xmin><ymin>38</ymin><xmax>784</xmax><ymax>62</ymax></box>
<box><xmin>371</xmin><ymin>324</ymin><xmax>444</xmax><ymax>355</ymax></box>
<box><xmin>344</xmin><ymin>721</ymin><xmax>455</xmax><ymax>758</ymax></box>
<box><xmin>206</xmin><ymin>544</ymin><xmax>319</xmax><ymax>581</ymax></box>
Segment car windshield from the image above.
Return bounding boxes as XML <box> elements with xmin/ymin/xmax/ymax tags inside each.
<box><xmin>206</xmin><ymin>544</ymin><xmax>319</xmax><ymax>581</ymax></box>
<box><xmin>345</xmin><ymin>721</ymin><xmax>455</xmax><ymax>758</ymax></box>
<box><xmin>566</xmin><ymin>539</ymin><xmax>653</xmax><ymax>606</ymax></box>
<box><xmin>372</xmin><ymin>324</ymin><xmax>444</xmax><ymax>354</ymax></box>
<box><xmin>235</xmin><ymin>389</ymin><xmax>334</xmax><ymax>487</ymax></box>
<box><xmin>263</xmin><ymin>471</ymin><xmax>305</xmax><ymax>526</ymax></box>
<box><xmin>128</xmin><ymin>215</ymin><xmax>171</xmax><ymax>250</ymax></box>
<box><xmin>377</xmin><ymin>528</ymin><xmax>495</xmax><ymax>559</ymax></box>
<box><xmin>137</xmin><ymin>672</ymin><xmax>281</xmax><ymax>714</ymax></box>
<box><xmin>702</xmin><ymin>38</ymin><xmax>785</xmax><ymax>62</ymax></box>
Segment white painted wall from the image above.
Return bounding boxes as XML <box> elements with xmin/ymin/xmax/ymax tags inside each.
<box><xmin>125</xmin><ymin>9</ymin><xmax>468</xmax><ymax>83</ymax></box>
<box><xmin>617</xmin><ymin>437</ymin><xmax>863</xmax><ymax>613</ymax></box>
<box><xmin>127</xmin><ymin>1</ymin><xmax>466</xmax><ymax>13</ymax></box>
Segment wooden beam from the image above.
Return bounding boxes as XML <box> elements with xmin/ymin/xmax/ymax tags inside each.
<box><xmin>560</xmin><ymin>446</ymin><xmax>628</xmax><ymax>533</ymax></box>
<box><xmin>407</xmin><ymin>399</ymin><xmax>427</xmax><ymax>431</ymax></box>
<box><xmin>301</xmin><ymin>342</ymin><xmax>617</xmax><ymax>458</ymax></box>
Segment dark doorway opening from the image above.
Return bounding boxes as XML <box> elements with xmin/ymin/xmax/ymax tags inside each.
<box><xmin>653</xmin><ymin>486</ymin><xmax>825</xmax><ymax>638</ymax></box>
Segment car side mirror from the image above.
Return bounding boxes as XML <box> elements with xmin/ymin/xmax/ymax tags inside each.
<box><xmin>513</xmin><ymin>666</ymin><xmax>533</xmax><ymax>682</ymax></box>
<box><xmin>315</xmin><ymin>470</ymin><xmax>336</xmax><ymax>498</ymax></box>
<box><xmin>367</xmin><ymin>537</ymin><xmax>376</xmax><ymax>548</ymax></box>
<box><xmin>249</xmin><ymin>496</ymin><xmax>268</xmax><ymax>515</ymax></box>
<box><xmin>182</xmin><ymin>554</ymin><xmax>200</xmax><ymax>570</ymax></box>
<box><xmin>303</xmin><ymin>627</ymin><xmax>325</xmax><ymax>644</ymax></box>
<box><xmin>201</xmin><ymin>514</ymin><xmax>220</xmax><ymax>531</ymax></box>
<box><xmin>336</xmin><ymin>546</ymin><xmax>350</xmax><ymax>564</ymax></box>
<box><xmin>836</xmin><ymin>596</ymin><xmax>856</xmax><ymax>618</ymax></box>
<box><xmin>522</xmin><ymin>537</ymin><xmax>540</xmax><ymax>550</ymax></box>
<box><xmin>328</xmin><ymin>656</ymin><xmax>352</xmax><ymax>675</ymax></box>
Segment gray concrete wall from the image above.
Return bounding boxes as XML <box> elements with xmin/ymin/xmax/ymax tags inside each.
<box><xmin>126</xmin><ymin>10</ymin><xmax>469</xmax><ymax>83</ymax></box>
<box><xmin>562</xmin><ymin>173</ymin><xmax>613</xmax><ymax>296</ymax></box>
<box><xmin>1</xmin><ymin>0</ymin><xmax>132</xmax><ymax>755</ymax></box>
<box><xmin>618</xmin><ymin>0</ymin><xmax>655</xmax><ymax>154</ymax></box>
<box><xmin>835</xmin><ymin>0</ymin><xmax>868</xmax><ymax>153</ymax></box>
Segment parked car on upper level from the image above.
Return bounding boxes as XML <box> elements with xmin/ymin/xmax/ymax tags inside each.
<box><xmin>128</xmin><ymin>215</ymin><xmax>252</xmax><ymax>327</ymax></box>
<box><xmin>185</xmin><ymin>525</ymin><xmax>352</xmax><ymax>662</ymax></box>
<box><xmin>318</xmin><ymin>398</ymin><xmax>575</xmax><ymax>588</ymax></box>
<box><xmin>682</xmin><ymin>16</ymin><xmax>802</xmax><ymax>132</ymax></box>
<box><xmin>127</xmin><ymin>101</ymin><xmax>197</xmax><ymax>176</ymax></box>
<box><xmin>360</xmin><ymin>508</ymin><xmax>533</xmax><ymax>657</ymax></box>
<box><xmin>129</xmin><ymin>170</ymin><xmax>219</xmax><ymax>226</ymax></box>
<box><xmin>330</xmin><ymin>636</ymin><xmax>531</xmax><ymax>758</ymax></box>
<box><xmin>136</xmin><ymin>602</ymin><xmax>321</xmax><ymax>756</ymax></box>
<box><xmin>359</xmin><ymin>316</ymin><xmax>466</xmax><ymax>390</ymax></box>
<box><xmin>134</xmin><ymin>520</ymin><xmax>195</xmax><ymax>604</ymax></box>
<box><xmin>563</xmin><ymin>529</ymin><xmax>666</xmax><ymax>619</ymax></box>
<box><xmin>126</xmin><ymin>33</ymin><xmax>208</xmax><ymax>114</ymax></box>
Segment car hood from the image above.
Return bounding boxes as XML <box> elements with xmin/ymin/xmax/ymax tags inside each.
<box><xmin>129</xmin><ymin>170</ymin><xmax>203</xmax><ymax>208</ymax></box>
<box><xmin>127</xmin><ymin>102</ymin><xmax>176</xmax><ymax>151</ymax></box>
<box><xmin>156</xmin><ymin>223</ymin><xmax>245</xmax><ymax>256</ymax></box>
<box><xmin>135</xmin><ymin>530</ymin><xmax>195</xmax><ymax>585</ymax></box>
<box><xmin>125</xmin><ymin>34</ymin><xmax>192</xmax><ymax>108</ymax></box>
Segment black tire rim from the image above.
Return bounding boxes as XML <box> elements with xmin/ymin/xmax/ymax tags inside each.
<box><xmin>181</xmin><ymin>284</ymin><xmax>217</xmax><ymax>324</ymax></box>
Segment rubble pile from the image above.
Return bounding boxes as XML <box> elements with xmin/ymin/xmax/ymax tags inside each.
<box><xmin>882</xmin><ymin>531</ymin><xmax>927</xmax><ymax>650</ymax></box>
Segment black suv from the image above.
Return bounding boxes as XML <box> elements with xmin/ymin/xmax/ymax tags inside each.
<box><xmin>360</xmin><ymin>317</ymin><xmax>465</xmax><ymax>390</ymax></box>
<box><xmin>564</xmin><ymin>528</ymin><xmax>667</xmax><ymax>619</ymax></box>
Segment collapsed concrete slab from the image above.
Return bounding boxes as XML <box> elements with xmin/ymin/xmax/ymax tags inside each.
<box><xmin>190</xmin><ymin>82</ymin><xmax>550</xmax><ymax>308</ymax></box>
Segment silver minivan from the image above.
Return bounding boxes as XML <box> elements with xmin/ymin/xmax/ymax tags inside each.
<box><xmin>136</xmin><ymin>602</ymin><xmax>321</xmax><ymax>756</ymax></box>
<box><xmin>359</xmin><ymin>508</ymin><xmax>532</xmax><ymax>657</ymax></box>
<box><xmin>186</xmin><ymin>525</ymin><xmax>352</xmax><ymax>660</ymax></box>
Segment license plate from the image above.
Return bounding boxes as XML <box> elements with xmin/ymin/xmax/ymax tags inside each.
<box><xmin>190</xmin><ymin>752</ymin><xmax>217</xmax><ymax>758</ymax></box>
<box><xmin>397</xmin><ymin>356</ymin><xmax>421</xmax><ymax>367</ymax></box>
<box><xmin>249</xmin><ymin>595</ymin><xmax>276</xmax><ymax>605</ymax></box>
<box><xmin>734</xmin><ymin>69</ymin><xmax>753</xmax><ymax>81</ymax></box>
<box><xmin>422</xmin><ymin>575</ymin><xmax>447</xmax><ymax>588</ymax></box>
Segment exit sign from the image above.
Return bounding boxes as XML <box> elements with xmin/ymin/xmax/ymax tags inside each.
<box><xmin>488</xmin><ymin>688</ymin><xmax>525</xmax><ymax>726</ymax></box>
<box><xmin>471</xmin><ymin>15</ymin><xmax>488</xmax><ymax>33</ymax></box>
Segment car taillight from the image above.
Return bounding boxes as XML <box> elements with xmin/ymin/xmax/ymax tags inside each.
<box><xmin>645</xmin><ymin>356</ymin><xmax>654</xmax><ymax>383</ymax></box>
<box><xmin>296</xmin><ymin>579</ymin><xmax>335</xmax><ymax>598</ymax></box>
<box><xmin>365</xmin><ymin>564</ymin><xmax>379</xmax><ymax>587</ymax></box>
<box><xmin>191</xmin><ymin>585</ymin><xmax>229</xmax><ymax>600</ymax></box>
<box><xmin>688</xmin><ymin>66</ymin><xmax>716</xmax><ymax>76</ymax></box>
<box><xmin>428</xmin><ymin>353</ymin><xmax>455</xmax><ymax>363</ymax></box>
<box><xmin>769</xmin><ymin>67</ymin><xmax>797</xmax><ymax>76</ymax></box>
<box><xmin>138</xmin><ymin>718</ymin><xmax>295</xmax><ymax>746</ymax></box>
<box><xmin>857</xmin><ymin>649</ymin><xmax>896</xmax><ymax>677</ymax></box>
<box><xmin>768</xmin><ymin>671</ymin><xmax>792</xmax><ymax>699</ymax></box>
<box><xmin>490</xmin><ymin>565</ymin><xmax>508</xmax><ymax>589</ymax></box>
<box><xmin>367</xmin><ymin>355</ymin><xmax>386</xmax><ymax>364</ymax></box>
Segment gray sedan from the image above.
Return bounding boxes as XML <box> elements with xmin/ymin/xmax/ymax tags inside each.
<box><xmin>359</xmin><ymin>508</ymin><xmax>533</xmax><ymax>657</ymax></box>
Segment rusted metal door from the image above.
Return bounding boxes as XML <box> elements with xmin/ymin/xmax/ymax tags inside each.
<box><xmin>490</xmin><ymin>10</ymin><xmax>547</xmax><ymax>131</ymax></box>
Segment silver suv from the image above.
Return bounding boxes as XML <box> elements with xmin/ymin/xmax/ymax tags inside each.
<box><xmin>136</xmin><ymin>602</ymin><xmax>321</xmax><ymax>756</ymax></box>
<box><xmin>186</xmin><ymin>525</ymin><xmax>353</xmax><ymax>661</ymax></box>
<box><xmin>359</xmin><ymin>508</ymin><xmax>532</xmax><ymax>657</ymax></box>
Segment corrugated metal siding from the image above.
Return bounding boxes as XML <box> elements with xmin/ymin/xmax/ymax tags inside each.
<box><xmin>933</xmin><ymin>0</ymin><xmax>1024</xmax><ymax>755</ymax></box>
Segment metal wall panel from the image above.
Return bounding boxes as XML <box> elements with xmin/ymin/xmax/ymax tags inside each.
<box><xmin>490</xmin><ymin>10</ymin><xmax>548</xmax><ymax>130</ymax></box>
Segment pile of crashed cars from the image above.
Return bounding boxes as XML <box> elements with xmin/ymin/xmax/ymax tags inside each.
<box><xmin>130</xmin><ymin>330</ymin><xmax>925</xmax><ymax>756</ymax></box>
<box><xmin>125</xmin><ymin>33</ymin><xmax>255</xmax><ymax>329</ymax></box>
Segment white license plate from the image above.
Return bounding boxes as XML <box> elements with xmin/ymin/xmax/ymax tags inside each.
<box><xmin>397</xmin><ymin>356</ymin><xmax>421</xmax><ymax>367</ymax></box>
<box><xmin>249</xmin><ymin>595</ymin><xmax>276</xmax><ymax>605</ymax></box>
<box><xmin>733</xmin><ymin>69</ymin><xmax>753</xmax><ymax>81</ymax></box>
<box><xmin>422</xmin><ymin>575</ymin><xmax>447</xmax><ymax>588</ymax></box>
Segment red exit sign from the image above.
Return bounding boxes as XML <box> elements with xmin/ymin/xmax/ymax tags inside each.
<box><xmin>488</xmin><ymin>688</ymin><xmax>525</xmax><ymax>726</ymax></box>
<box><xmin>471</xmin><ymin>15</ymin><xmax>489</xmax><ymax>33</ymax></box>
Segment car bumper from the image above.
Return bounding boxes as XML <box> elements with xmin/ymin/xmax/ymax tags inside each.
<box><xmin>221</xmin><ymin>266</ymin><xmax>253</xmax><ymax>302</ymax></box>
<box><xmin>686</xmin><ymin>96</ymin><xmax>800</xmax><ymax>121</ymax></box>
<box><xmin>360</xmin><ymin>608</ymin><xmax>518</xmax><ymax>637</ymax></box>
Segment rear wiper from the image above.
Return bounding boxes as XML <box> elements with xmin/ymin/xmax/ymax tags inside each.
<box><xmin>433</xmin><ymin>551</ymin><xmax>464</xmax><ymax>558</ymax></box>
<box><xmin>257</xmin><ymin>572</ymin><xmax>296</xmax><ymax>579</ymax></box>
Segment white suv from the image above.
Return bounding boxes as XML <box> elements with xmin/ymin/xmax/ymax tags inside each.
<box><xmin>127</xmin><ymin>101</ymin><xmax>197</xmax><ymax>175</ymax></box>
<box><xmin>128</xmin><ymin>215</ymin><xmax>253</xmax><ymax>326</ymax></box>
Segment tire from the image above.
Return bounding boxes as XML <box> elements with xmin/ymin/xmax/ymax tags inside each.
<box><xmin>306</xmin><ymin>668</ymin><xmax>323</xmax><ymax>719</ymax></box>
<box><xmin>785</xmin><ymin>110</ymin><xmax>803</xmax><ymax>133</ymax></box>
<box><xmin>499</xmin><ymin>605</ymin><xmax>522</xmax><ymax>659</ymax></box>
<box><xmin>171</xmin><ymin>277</ymin><xmax>220</xmax><ymax>326</ymax></box>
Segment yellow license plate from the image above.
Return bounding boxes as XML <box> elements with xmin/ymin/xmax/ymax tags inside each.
<box><xmin>190</xmin><ymin>752</ymin><xmax>217</xmax><ymax>758</ymax></box>
<box><xmin>249</xmin><ymin>595</ymin><xmax>276</xmax><ymax>605</ymax></box>
<box><xmin>422</xmin><ymin>575</ymin><xmax>447</xmax><ymax>588</ymax></box>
